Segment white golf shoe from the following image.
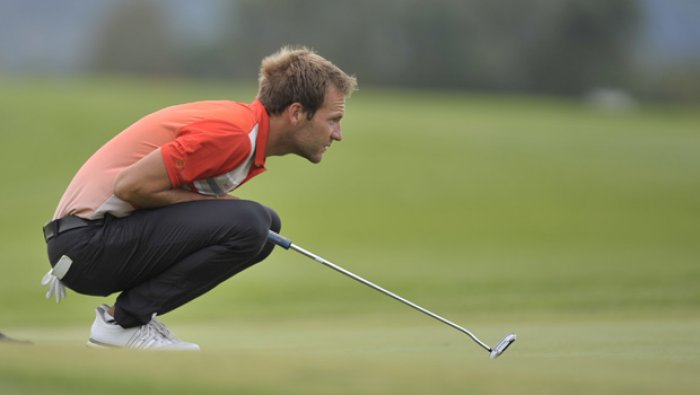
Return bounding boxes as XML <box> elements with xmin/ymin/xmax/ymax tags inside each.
<box><xmin>87</xmin><ymin>305</ymin><xmax>200</xmax><ymax>351</ymax></box>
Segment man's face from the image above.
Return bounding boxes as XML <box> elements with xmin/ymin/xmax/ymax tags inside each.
<box><xmin>294</xmin><ymin>87</ymin><xmax>346</xmax><ymax>164</ymax></box>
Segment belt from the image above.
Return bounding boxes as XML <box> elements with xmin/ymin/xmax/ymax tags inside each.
<box><xmin>43</xmin><ymin>216</ymin><xmax>99</xmax><ymax>242</ymax></box>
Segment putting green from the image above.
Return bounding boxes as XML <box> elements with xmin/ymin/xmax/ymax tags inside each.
<box><xmin>1</xmin><ymin>312</ymin><xmax>698</xmax><ymax>394</ymax></box>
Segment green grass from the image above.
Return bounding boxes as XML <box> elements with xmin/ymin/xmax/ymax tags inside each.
<box><xmin>1</xmin><ymin>75</ymin><xmax>699</xmax><ymax>394</ymax></box>
<box><xmin>1</xmin><ymin>313</ymin><xmax>698</xmax><ymax>394</ymax></box>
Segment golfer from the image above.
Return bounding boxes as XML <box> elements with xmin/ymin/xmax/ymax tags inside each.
<box><xmin>42</xmin><ymin>46</ymin><xmax>357</xmax><ymax>350</ymax></box>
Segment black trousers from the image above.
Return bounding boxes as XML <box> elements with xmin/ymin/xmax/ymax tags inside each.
<box><xmin>46</xmin><ymin>200</ymin><xmax>281</xmax><ymax>328</ymax></box>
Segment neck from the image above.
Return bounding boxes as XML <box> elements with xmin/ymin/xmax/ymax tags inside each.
<box><xmin>265</xmin><ymin>115</ymin><xmax>291</xmax><ymax>157</ymax></box>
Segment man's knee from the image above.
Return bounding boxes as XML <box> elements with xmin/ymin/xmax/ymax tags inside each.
<box><xmin>230</xmin><ymin>200</ymin><xmax>280</xmax><ymax>253</ymax></box>
<box><xmin>264</xmin><ymin>205</ymin><xmax>281</xmax><ymax>233</ymax></box>
<box><xmin>239</xmin><ymin>202</ymin><xmax>281</xmax><ymax>265</ymax></box>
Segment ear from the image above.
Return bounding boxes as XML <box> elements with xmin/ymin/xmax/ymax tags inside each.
<box><xmin>286</xmin><ymin>102</ymin><xmax>307</xmax><ymax>125</ymax></box>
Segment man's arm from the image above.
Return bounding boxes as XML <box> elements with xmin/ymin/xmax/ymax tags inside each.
<box><xmin>114</xmin><ymin>148</ymin><xmax>235</xmax><ymax>208</ymax></box>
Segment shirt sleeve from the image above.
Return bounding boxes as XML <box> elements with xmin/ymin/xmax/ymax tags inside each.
<box><xmin>160</xmin><ymin>120</ymin><xmax>252</xmax><ymax>189</ymax></box>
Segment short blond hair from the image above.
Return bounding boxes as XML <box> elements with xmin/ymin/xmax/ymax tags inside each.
<box><xmin>257</xmin><ymin>46</ymin><xmax>357</xmax><ymax>118</ymax></box>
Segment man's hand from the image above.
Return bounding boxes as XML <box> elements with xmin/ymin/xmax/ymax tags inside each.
<box><xmin>114</xmin><ymin>148</ymin><xmax>235</xmax><ymax>208</ymax></box>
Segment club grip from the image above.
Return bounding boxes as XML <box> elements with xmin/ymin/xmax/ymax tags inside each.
<box><xmin>267</xmin><ymin>230</ymin><xmax>292</xmax><ymax>249</ymax></box>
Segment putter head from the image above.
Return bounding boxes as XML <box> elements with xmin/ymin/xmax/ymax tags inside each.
<box><xmin>489</xmin><ymin>333</ymin><xmax>516</xmax><ymax>359</ymax></box>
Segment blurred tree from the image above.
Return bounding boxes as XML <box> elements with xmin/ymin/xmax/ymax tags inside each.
<box><xmin>522</xmin><ymin>0</ymin><xmax>640</xmax><ymax>94</ymax></box>
<box><xmin>90</xmin><ymin>2</ymin><xmax>178</xmax><ymax>75</ymax></box>
<box><xmin>207</xmin><ymin>0</ymin><xmax>641</xmax><ymax>95</ymax></box>
<box><xmin>89</xmin><ymin>0</ymin><xmax>642</xmax><ymax>96</ymax></box>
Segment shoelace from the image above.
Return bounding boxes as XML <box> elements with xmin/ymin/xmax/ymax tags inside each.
<box><xmin>127</xmin><ymin>314</ymin><xmax>184</xmax><ymax>349</ymax></box>
<box><xmin>149</xmin><ymin>316</ymin><xmax>175</xmax><ymax>339</ymax></box>
<box><xmin>127</xmin><ymin>319</ymin><xmax>167</xmax><ymax>348</ymax></box>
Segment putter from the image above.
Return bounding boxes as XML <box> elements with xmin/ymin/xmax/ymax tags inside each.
<box><xmin>268</xmin><ymin>231</ymin><xmax>516</xmax><ymax>359</ymax></box>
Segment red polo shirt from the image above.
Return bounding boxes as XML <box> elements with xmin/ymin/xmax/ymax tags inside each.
<box><xmin>53</xmin><ymin>100</ymin><xmax>269</xmax><ymax>220</ymax></box>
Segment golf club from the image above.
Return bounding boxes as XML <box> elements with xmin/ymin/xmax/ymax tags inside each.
<box><xmin>267</xmin><ymin>230</ymin><xmax>516</xmax><ymax>359</ymax></box>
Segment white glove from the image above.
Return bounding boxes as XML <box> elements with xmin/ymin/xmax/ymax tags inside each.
<box><xmin>41</xmin><ymin>255</ymin><xmax>73</xmax><ymax>304</ymax></box>
<box><xmin>41</xmin><ymin>270</ymin><xmax>66</xmax><ymax>303</ymax></box>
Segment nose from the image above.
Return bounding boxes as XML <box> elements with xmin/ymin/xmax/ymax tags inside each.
<box><xmin>331</xmin><ymin>126</ymin><xmax>343</xmax><ymax>142</ymax></box>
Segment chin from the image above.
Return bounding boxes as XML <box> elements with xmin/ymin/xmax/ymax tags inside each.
<box><xmin>299</xmin><ymin>150</ymin><xmax>323</xmax><ymax>164</ymax></box>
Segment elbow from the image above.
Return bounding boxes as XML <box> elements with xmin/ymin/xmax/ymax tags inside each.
<box><xmin>114</xmin><ymin>171</ymin><xmax>139</xmax><ymax>204</ymax></box>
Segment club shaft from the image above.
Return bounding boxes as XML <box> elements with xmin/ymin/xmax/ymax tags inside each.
<box><xmin>288</xmin><ymin>242</ymin><xmax>492</xmax><ymax>352</ymax></box>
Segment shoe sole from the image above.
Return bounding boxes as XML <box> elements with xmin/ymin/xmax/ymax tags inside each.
<box><xmin>86</xmin><ymin>338</ymin><xmax>118</xmax><ymax>349</ymax></box>
<box><xmin>86</xmin><ymin>338</ymin><xmax>200</xmax><ymax>351</ymax></box>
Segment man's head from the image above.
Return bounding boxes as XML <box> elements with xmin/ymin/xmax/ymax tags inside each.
<box><xmin>257</xmin><ymin>46</ymin><xmax>357</xmax><ymax>119</ymax></box>
<box><xmin>259</xmin><ymin>47</ymin><xmax>357</xmax><ymax>164</ymax></box>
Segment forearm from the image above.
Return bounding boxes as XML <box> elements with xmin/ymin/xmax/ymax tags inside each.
<box><xmin>113</xmin><ymin>148</ymin><xmax>237</xmax><ymax>209</ymax></box>
<box><xmin>120</xmin><ymin>188</ymin><xmax>237</xmax><ymax>209</ymax></box>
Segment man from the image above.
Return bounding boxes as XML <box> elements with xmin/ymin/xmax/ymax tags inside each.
<box><xmin>42</xmin><ymin>46</ymin><xmax>357</xmax><ymax>350</ymax></box>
